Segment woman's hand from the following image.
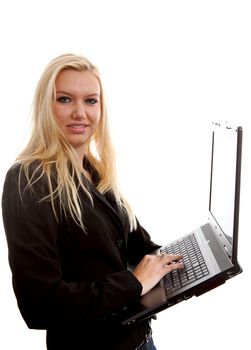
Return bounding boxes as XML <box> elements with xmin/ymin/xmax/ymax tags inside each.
<box><xmin>133</xmin><ymin>253</ymin><xmax>184</xmax><ymax>295</ymax></box>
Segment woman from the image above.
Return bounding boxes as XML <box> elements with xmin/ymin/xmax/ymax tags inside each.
<box><xmin>2</xmin><ymin>53</ymin><xmax>184</xmax><ymax>349</ymax></box>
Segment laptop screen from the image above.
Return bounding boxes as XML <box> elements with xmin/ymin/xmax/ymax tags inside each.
<box><xmin>209</xmin><ymin>123</ymin><xmax>242</xmax><ymax>260</ymax></box>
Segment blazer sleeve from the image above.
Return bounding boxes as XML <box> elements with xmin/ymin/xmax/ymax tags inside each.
<box><xmin>1</xmin><ymin>166</ymin><xmax>142</xmax><ymax>329</ymax></box>
<box><xmin>127</xmin><ymin>220</ymin><xmax>161</xmax><ymax>265</ymax></box>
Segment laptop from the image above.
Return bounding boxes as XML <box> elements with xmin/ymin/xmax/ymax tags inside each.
<box><xmin>121</xmin><ymin>121</ymin><xmax>243</xmax><ymax>326</ymax></box>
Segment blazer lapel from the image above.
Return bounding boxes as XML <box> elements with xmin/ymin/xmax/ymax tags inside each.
<box><xmin>82</xmin><ymin>157</ymin><xmax>127</xmax><ymax>239</ymax></box>
<box><xmin>88</xmin><ymin>181</ymin><xmax>126</xmax><ymax>236</ymax></box>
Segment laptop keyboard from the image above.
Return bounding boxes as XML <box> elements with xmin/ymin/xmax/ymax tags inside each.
<box><xmin>161</xmin><ymin>233</ymin><xmax>209</xmax><ymax>294</ymax></box>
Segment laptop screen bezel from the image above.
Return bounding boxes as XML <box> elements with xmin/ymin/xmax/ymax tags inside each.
<box><xmin>208</xmin><ymin>122</ymin><xmax>242</xmax><ymax>265</ymax></box>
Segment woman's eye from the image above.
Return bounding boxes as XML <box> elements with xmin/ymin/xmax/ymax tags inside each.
<box><xmin>85</xmin><ymin>98</ymin><xmax>98</xmax><ymax>105</ymax></box>
<box><xmin>57</xmin><ymin>96</ymin><xmax>71</xmax><ymax>103</ymax></box>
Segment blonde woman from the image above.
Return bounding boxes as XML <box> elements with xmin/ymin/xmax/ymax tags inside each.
<box><xmin>2</xmin><ymin>54</ymin><xmax>183</xmax><ymax>350</ymax></box>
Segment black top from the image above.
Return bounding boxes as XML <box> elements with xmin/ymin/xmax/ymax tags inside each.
<box><xmin>2</xmin><ymin>163</ymin><xmax>160</xmax><ymax>350</ymax></box>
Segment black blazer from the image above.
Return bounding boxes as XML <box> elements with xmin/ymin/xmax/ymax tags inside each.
<box><xmin>2</xmin><ymin>164</ymin><xmax>160</xmax><ymax>350</ymax></box>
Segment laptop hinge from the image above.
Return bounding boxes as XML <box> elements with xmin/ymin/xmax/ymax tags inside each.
<box><xmin>227</xmin><ymin>264</ymin><xmax>243</xmax><ymax>278</ymax></box>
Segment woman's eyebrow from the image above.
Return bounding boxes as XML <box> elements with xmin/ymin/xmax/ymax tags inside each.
<box><xmin>85</xmin><ymin>93</ymin><xmax>100</xmax><ymax>97</ymax></box>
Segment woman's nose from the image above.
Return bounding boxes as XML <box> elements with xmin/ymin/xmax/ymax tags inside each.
<box><xmin>72</xmin><ymin>102</ymin><xmax>86</xmax><ymax>119</ymax></box>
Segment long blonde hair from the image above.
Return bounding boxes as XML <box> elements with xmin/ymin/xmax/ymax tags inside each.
<box><xmin>16</xmin><ymin>53</ymin><xmax>137</xmax><ymax>231</ymax></box>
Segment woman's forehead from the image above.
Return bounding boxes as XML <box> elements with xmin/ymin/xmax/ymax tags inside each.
<box><xmin>55</xmin><ymin>69</ymin><xmax>101</xmax><ymax>96</ymax></box>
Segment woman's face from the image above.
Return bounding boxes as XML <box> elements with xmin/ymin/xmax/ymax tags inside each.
<box><xmin>53</xmin><ymin>69</ymin><xmax>101</xmax><ymax>159</ymax></box>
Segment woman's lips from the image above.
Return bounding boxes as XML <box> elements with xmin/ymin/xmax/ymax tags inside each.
<box><xmin>67</xmin><ymin>124</ymin><xmax>89</xmax><ymax>133</ymax></box>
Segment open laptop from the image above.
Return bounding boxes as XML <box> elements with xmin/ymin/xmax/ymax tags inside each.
<box><xmin>121</xmin><ymin>121</ymin><xmax>243</xmax><ymax>326</ymax></box>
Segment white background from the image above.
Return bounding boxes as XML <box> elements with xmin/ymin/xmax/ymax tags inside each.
<box><xmin>0</xmin><ymin>1</ymin><xmax>250</xmax><ymax>349</ymax></box>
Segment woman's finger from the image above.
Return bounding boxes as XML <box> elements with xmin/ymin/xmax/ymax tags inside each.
<box><xmin>157</xmin><ymin>253</ymin><xmax>183</xmax><ymax>264</ymax></box>
<box><xmin>164</xmin><ymin>261</ymin><xmax>184</xmax><ymax>273</ymax></box>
